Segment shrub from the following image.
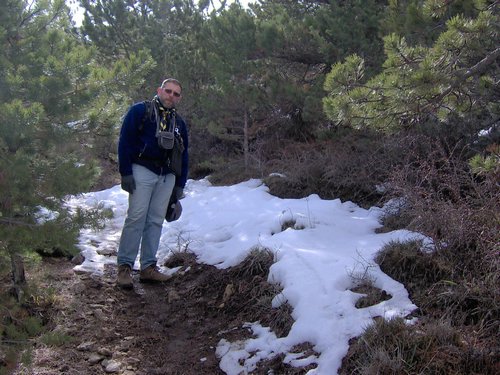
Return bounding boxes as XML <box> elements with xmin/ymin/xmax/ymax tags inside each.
<box><xmin>386</xmin><ymin>132</ymin><xmax>498</xmax><ymax>265</ymax></box>
<box><xmin>263</xmin><ymin>128</ymin><xmax>406</xmax><ymax>207</ymax></box>
<box><xmin>207</xmin><ymin>158</ymin><xmax>262</xmax><ymax>186</ymax></box>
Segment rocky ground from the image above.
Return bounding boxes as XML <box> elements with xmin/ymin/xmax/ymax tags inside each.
<box><xmin>12</xmin><ymin>252</ymin><xmax>316</xmax><ymax>375</ymax></box>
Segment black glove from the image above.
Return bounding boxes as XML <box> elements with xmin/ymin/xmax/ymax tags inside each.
<box><xmin>172</xmin><ymin>186</ymin><xmax>184</xmax><ymax>202</ymax></box>
<box><xmin>121</xmin><ymin>175</ymin><xmax>136</xmax><ymax>194</ymax></box>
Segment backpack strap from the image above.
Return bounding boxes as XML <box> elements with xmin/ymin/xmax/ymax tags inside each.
<box><xmin>138</xmin><ymin>100</ymin><xmax>153</xmax><ymax>132</ymax></box>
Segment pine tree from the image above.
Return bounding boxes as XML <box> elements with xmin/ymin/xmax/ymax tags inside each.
<box><xmin>0</xmin><ymin>0</ymin><xmax>84</xmax><ymax>261</ymax></box>
<box><xmin>381</xmin><ymin>0</ymin><xmax>479</xmax><ymax>46</ymax></box>
<box><xmin>199</xmin><ymin>3</ymin><xmax>266</xmax><ymax>171</ymax></box>
<box><xmin>323</xmin><ymin>1</ymin><xmax>499</xmax><ymax>134</ymax></box>
<box><xmin>0</xmin><ymin>0</ymin><xmax>129</xmax><ymax>284</ymax></box>
<box><xmin>248</xmin><ymin>0</ymin><xmax>387</xmax><ymax>133</ymax></box>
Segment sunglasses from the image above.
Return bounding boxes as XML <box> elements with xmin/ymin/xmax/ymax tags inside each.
<box><xmin>163</xmin><ymin>88</ymin><xmax>181</xmax><ymax>97</ymax></box>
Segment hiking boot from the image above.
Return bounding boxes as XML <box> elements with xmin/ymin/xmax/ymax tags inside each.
<box><xmin>139</xmin><ymin>265</ymin><xmax>171</xmax><ymax>283</ymax></box>
<box><xmin>117</xmin><ymin>264</ymin><xmax>133</xmax><ymax>289</ymax></box>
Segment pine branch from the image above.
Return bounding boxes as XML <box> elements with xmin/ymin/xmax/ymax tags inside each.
<box><xmin>425</xmin><ymin>47</ymin><xmax>500</xmax><ymax>110</ymax></box>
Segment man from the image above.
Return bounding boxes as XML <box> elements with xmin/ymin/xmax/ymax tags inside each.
<box><xmin>116</xmin><ymin>78</ymin><xmax>189</xmax><ymax>289</ymax></box>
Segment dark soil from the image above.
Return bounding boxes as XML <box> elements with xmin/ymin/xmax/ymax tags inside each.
<box><xmin>14</xmin><ymin>257</ymin><xmax>225</xmax><ymax>374</ymax></box>
<box><xmin>11</xmin><ymin>254</ymin><xmax>316</xmax><ymax>375</ymax></box>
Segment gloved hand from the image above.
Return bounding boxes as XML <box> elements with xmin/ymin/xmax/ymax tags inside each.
<box><xmin>172</xmin><ymin>186</ymin><xmax>184</xmax><ymax>202</ymax></box>
<box><xmin>121</xmin><ymin>175</ymin><xmax>136</xmax><ymax>194</ymax></box>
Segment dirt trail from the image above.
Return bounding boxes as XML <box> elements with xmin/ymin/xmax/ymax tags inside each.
<box><xmin>17</xmin><ymin>251</ymin><xmax>316</xmax><ymax>375</ymax></box>
<box><xmin>19</xmin><ymin>257</ymin><xmax>232</xmax><ymax>374</ymax></box>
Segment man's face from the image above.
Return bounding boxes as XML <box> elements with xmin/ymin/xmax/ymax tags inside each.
<box><xmin>157</xmin><ymin>82</ymin><xmax>182</xmax><ymax>108</ymax></box>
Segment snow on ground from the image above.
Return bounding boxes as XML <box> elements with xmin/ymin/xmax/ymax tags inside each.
<box><xmin>66</xmin><ymin>178</ymin><xmax>427</xmax><ymax>374</ymax></box>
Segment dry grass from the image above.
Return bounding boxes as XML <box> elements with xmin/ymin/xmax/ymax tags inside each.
<box><xmin>351</xmin><ymin>283</ymin><xmax>392</xmax><ymax>309</ymax></box>
<box><xmin>375</xmin><ymin>239</ymin><xmax>499</xmax><ymax>332</ymax></box>
<box><xmin>231</xmin><ymin>247</ymin><xmax>275</xmax><ymax>279</ymax></box>
<box><xmin>340</xmin><ymin>317</ymin><xmax>499</xmax><ymax>375</ymax></box>
<box><xmin>164</xmin><ymin>249</ymin><xmax>199</xmax><ymax>269</ymax></box>
<box><xmin>223</xmin><ymin>247</ymin><xmax>295</xmax><ymax>338</ymax></box>
<box><xmin>342</xmin><ymin>232</ymin><xmax>498</xmax><ymax>373</ymax></box>
<box><xmin>178</xmin><ymin>247</ymin><xmax>296</xmax><ymax>339</ymax></box>
<box><xmin>375</xmin><ymin>240</ymin><xmax>452</xmax><ymax>299</ymax></box>
<box><xmin>253</xmin><ymin>342</ymin><xmax>318</xmax><ymax>374</ymax></box>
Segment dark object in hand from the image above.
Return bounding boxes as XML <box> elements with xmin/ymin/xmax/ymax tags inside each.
<box><xmin>121</xmin><ymin>175</ymin><xmax>136</xmax><ymax>194</ymax></box>
<box><xmin>172</xmin><ymin>186</ymin><xmax>184</xmax><ymax>202</ymax></box>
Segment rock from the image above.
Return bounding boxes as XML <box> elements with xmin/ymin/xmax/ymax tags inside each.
<box><xmin>126</xmin><ymin>357</ymin><xmax>140</xmax><ymax>365</ymax></box>
<box><xmin>103</xmin><ymin>359</ymin><xmax>121</xmax><ymax>373</ymax></box>
<box><xmin>222</xmin><ymin>283</ymin><xmax>235</xmax><ymax>302</ymax></box>
<box><xmin>77</xmin><ymin>341</ymin><xmax>95</xmax><ymax>351</ymax></box>
<box><xmin>88</xmin><ymin>353</ymin><xmax>104</xmax><ymax>364</ymax></box>
<box><xmin>60</xmin><ymin>364</ymin><xmax>70</xmax><ymax>372</ymax></box>
<box><xmin>167</xmin><ymin>290</ymin><xmax>180</xmax><ymax>303</ymax></box>
<box><xmin>98</xmin><ymin>347</ymin><xmax>113</xmax><ymax>357</ymax></box>
<box><xmin>93</xmin><ymin>308</ymin><xmax>107</xmax><ymax>321</ymax></box>
<box><xmin>71</xmin><ymin>253</ymin><xmax>85</xmax><ymax>265</ymax></box>
<box><xmin>97</xmin><ymin>247</ymin><xmax>117</xmax><ymax>256</ymax></box>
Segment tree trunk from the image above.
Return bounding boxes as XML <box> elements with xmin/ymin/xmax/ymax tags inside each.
<box><xmin>10</xmin><ymin>253</ymin><xmax>26</xmax><ymax>301</ymax></box>
<box><xmin>243</xmin><ymin>109</ymin><xmax>249</xmax><ymax>171</ymax></box>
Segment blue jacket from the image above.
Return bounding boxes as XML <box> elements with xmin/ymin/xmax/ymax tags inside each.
<box><xmin>118</xmin><ymin>101</ymin><xmax>189</xmax><ymax>188</ymax></box>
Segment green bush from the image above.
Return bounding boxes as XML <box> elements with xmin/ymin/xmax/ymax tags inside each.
<box><xmin>40</xmin><ymin>331</ymin><xmax>74</xmax><ymax>347</ymax></box>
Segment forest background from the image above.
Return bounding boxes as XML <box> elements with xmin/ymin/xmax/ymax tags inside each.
<box><xmin>0</xmin><ymin>0</ymin><xmax>498</xmax><ymax>373</ymax></box>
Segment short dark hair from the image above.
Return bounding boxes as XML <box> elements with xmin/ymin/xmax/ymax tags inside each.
<box><xmin>161</xmin><ymin>78</ymin><xmax>182</xmax><ymax>91</ymax></box>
